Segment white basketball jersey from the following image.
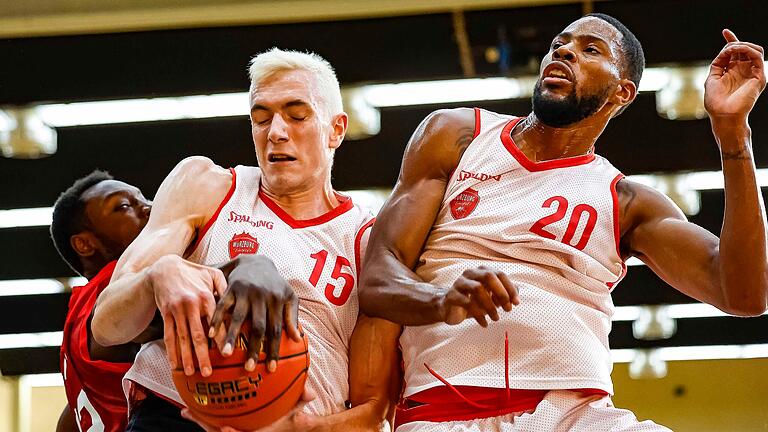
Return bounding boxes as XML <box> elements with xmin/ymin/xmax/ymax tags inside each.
<box><xmin>400</xmin><ymin>108</ymin><xmax>626</xmax><ymax>397</ymax></box>
<box><xmin>124</xmin><ymin>165</ymin><xmax>375</xmax><ymax>416</ymax></box>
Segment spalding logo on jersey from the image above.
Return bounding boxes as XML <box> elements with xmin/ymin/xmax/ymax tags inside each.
<box><xmin>229</xmin><ymin>232</ymin><xmax>259</xmax><ymax>258</ymax></box>
<box><xmin>450</xmin><ymin>188</ymin><xmax>480</xmax><ymax>219</ymax></box>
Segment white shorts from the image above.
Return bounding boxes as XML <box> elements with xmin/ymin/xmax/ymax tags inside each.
<box><xmin>395</xmin><ymin>390</ymin><xmax>671</xmax><ymax>432</ymax></box>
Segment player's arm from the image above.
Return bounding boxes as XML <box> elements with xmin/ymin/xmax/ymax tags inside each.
<box><xmin>56</xmin><ymin>405</ymin><xmax>78</xmax><ymax>432</ymax></box>
<box><xmin>303</xmin><ymin>316</ymin><xmax>402</xmax><ymax>431</ymax></box>
<box><xmin>91</xmin><ymin>156</ymin><xmax>231</xmax><ymax>373</ymax></box>
<box><xmin>621</xmin><ymin>31</ymin><xmax>767</xmax><ymax>316</ymax></box>
<box><xmin>358</xmin><ymin>108</ymin><xmax>519</xmax><ymax>327</ymax></box>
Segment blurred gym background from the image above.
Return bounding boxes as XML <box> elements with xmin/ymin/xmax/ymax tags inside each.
<box><xmin>1</xmin><ymin>1</ymin><xmax>766</xmax><ymax>430</ymax></box>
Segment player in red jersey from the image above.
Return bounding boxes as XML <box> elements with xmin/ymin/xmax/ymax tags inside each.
<box><xmin>51</xmin><ymin>170</ymin><xmax>153</xmax><ymax>432</ymax></box>
<box><xmin>360</xmin><ymin>13</ymin><xmax>766</xmax><ymax>431</ymax></box>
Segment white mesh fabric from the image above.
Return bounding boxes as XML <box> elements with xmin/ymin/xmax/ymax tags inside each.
<box><xmin>401</xmin><ymin>109</ymin><xmax>625</xmax><ymax>397</ymax></box>
<box><xmin>125</xmin><ymin>165</ymin><xmax>374</xmax><ymax>416</ymax></box>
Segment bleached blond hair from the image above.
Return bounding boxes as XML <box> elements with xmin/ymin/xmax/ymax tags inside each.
<box><xmin>248</xmin><ymin>48</ymin><xmax>343</xmax><ymax>120</ymax></box>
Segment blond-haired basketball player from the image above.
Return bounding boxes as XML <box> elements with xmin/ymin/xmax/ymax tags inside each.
<box><xmin>92</xmin><ymin>48</ymin><xmax>400</xmax><ymax>431</ymax></box>
<box><xmin>360</xmin><ymin>13</ymin><xmax>766</xmax><ymax>431</ymax></box>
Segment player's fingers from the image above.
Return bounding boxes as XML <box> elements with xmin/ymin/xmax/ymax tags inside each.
<box><xmin>265</xmin><ymin>300</ymin><xmax>283</xmax><ymax>373</ymax></box>
<box><xmin>497</xmin><ymin>272</ymin><xmax>520</xmax><ymax>306</ymax></box>
<box><xmin>162</xmin><ymin>312</ymin><xmax>179</xmax><ymax>370</ymax></box>
<box><xmin>284</xmin><ymin>291</ymin><xmax>302</xmax><ymax>342</ymax></box>
<box><xmin>721</xmin><ymin>45</ymin><xmax>765</xmax><ymax>69</ymax></box>
<box><xmin>723</xmin><ymin>29</ymin><xmax>738</xmax><ymax>43</ymax></box>
<box><xmin>187</xmin><ymin>307</ymin><xmax>212</xmax><ymax>377</ymax></box>
<box><xmin>480</xmin><ymin>272</ymin><xmax>512</xmax><ymax>311</ymax></box>
<box><xmin>210</xmin><ymin>292</ymin><xmax>235</xmax><ymax>339</ymax></box>
<box><xmin>200</xmin><ymin>290</ymin><xmax>217</xmax><ymax>326</ymax></box>
<box><xmin>223</xmin><ymin>296</ymin><xmax>249</xmax><ymax>356</ymax></box>
<box><xmin>173</xmin><ymin>312</ymin><xmax>196</xmax><ymax>376</ymax></box>
<box><xmin>246</xmin><ymin>299</ymin><xmax>267</xmax><ymax>372</ymax></box>
<box><xmin>467</xmin><ymin>303</ymin><xmax>489</xmax><ymax>328</ymax></box>
<box><xmin>471</xmin><ymin>286</ymin><xmax>499</xmax><ymax>321</ymax></box>
<box><xmin>210</xmin><ymin>267</ymin><xmax>228</xmax><ymax>298</ymax></box>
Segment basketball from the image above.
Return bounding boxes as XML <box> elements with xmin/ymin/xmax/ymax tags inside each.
<box><xmin>172</xmin><ymin>322</ymin><xmax>309</xmax><ymax>430</ymax></box>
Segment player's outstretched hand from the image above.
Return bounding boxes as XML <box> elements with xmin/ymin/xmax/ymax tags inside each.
<box><xmin>705</xmin><ymin>29</ymin><xmax>766</xmax><ymax>122</ymax></box>
<box><xmin>180</xmin><ymin>388</ymin><xmax>316</xmax><ymax>432</ymax></box>
<box><xmin>209</xmin><ymin>255</ymin><xmax>301</xmax><ymax>373</ymax></box>
<box><xmin>441</xmin><ymin>266</ymin><xmax>520</xmax><ymax>327</ymax></box>
<box><xmin>149</xmin><ymin>254</ymin><xmax>227</xmax><ymax>378</ymax></box>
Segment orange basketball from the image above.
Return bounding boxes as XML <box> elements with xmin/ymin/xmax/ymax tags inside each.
<box><xmin>172</xmin><ymin>322</ymin><xmax>309</xmax><ymax>430</ymax></box>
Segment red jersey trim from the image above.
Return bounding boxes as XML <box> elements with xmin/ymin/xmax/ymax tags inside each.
<box><xmin>189</xmin><ymin>168</ymin><xmax>238</xmax><ymax>255</ymax></box>
<box><xmin>500</xmin><ymin>117</ymin><xmax>597</xmax><ymax>172</ymax></box>
<box><xmin>396</xmin><ymin>387</ymin><xmax>546</xmax><ymax>427</ymax></box>
<box><xmin>607</xmin><ymin>173</ymin><xmax>628</xmax><ymax>289</ymax></box>
<box><xmin>354</xmin><ymin>218</ymin><xmax>376</xmax><ymax>275</ymax></box>
<box><xmin>473</xmin><ymin>107</ymin><xmax>482</xmax><ymax>139</ymax></box>
<box><xmin>258</xmin><ymin>190</ymin><xmax>355</xmax><ymax>229</ymax></box>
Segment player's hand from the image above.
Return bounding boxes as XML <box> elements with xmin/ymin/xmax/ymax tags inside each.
<box><xmin>180</xmin><ymin>388</ymin><xmax>316</xmax><ymax>432</ymax></box>
<box><xmin>209</xmin><ymin>255</ymin><xmax>301</xmax><ymax>373</ymax></box>
<box><xmin>149</xmin><ymin>254</ymin><xmax>227</xmax><ymax>378</ymax></box>
<box><xmin>705</xmin><ymin>30</ymin><xmax>766</xmax><ymax>123</ymax></box>
<box><xmin>440</xmin><ymin>266</ymin><xmax>520</xmax><ymax>327</ymax></box>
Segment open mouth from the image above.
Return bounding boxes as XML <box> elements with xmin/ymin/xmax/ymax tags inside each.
<box><xmin>268</xmin><ymin>153</ymin><xmax>297</xmax><ymax>163</ymax></box>
<box><xmin>542</xmin><ymin>62</ymin><xmax>573</xmax><ymax>85</ymax></box>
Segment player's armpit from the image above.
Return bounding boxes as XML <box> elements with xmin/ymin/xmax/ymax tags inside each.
<box><xmin>359</xmin><ymin>108</ymin><xmax>476</xmax><ymax>325</ymax></box>
<box><xmin>619</xmin><ymin>179</ymin><xmax>768</xmax><ymax>316</ymax></box>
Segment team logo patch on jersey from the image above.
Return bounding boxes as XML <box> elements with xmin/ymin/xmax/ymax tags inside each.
<box><xmin>450</xmin><ymin>188</ymin><xmax>480</xmax><ymax>219</ymax></box>
<box><xmin>229</xmin><ymin>232</ymin><xmax>259</xmax><ymax>258</ymax></box>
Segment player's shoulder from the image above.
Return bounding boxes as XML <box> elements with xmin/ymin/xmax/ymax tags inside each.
<box><xmin>421</xmin><ymin>107</ymin><xmax>476</xmax><ymax>137</ymax></box>
<box><xmin>616</xmin><ymin>178</ymin><xmax>686</xmax><ymax>226</ymax></box>
<box><xmin>402</xmin><ymin>108</ymin><xmax>477</xmax><ymax>180</ymax></box>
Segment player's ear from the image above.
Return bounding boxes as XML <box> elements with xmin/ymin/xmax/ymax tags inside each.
<box><xmin>71</xmin><ymin>232</ymin><xmax>98</xmax><ymax>258</ymax></box>
<box><xmin>610</xmin><ymin>78</ymin><xmax>637</xmax><ymax>110</ymax></box>
<box><xmin>328</xmin><ymin>112</ymin><xmax>348</xmax><ymax>150</ymax></box>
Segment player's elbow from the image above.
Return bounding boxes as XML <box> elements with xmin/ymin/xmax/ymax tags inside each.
<box><xmin>721</xmin><ymin>294</ymin><xmax>768</xmax><ymax>317</ymax></box>
<box><xmin>357</xmin><ymin>277</ymin><xmax>380</xmax><ymax>318</ymax></box>
<box><xmin>90</xmin><ymin>306</ymin><xmax>119</xmax><ymax>347</ymax></box>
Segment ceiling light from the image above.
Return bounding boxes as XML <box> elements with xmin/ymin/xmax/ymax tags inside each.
<box><xmin>0</xmin><ymin>279</ymin><xmax>64</xmax><ymax>296</ymax></box>
<box><xmin>633</xmin><ymin>305</ymin><xmax>677</xmax><ymax>340</ymax></box>
<box><xmin>629</xmin><ymin>349</ymin><xmax>667</xmax><ymax>379</ymax></box>
<box><xmin>0</xmin><ymin>331</ymin><xmax>62</xmax><ymax>349</ymax></box>
<box><xmin>0</xmin><ymin>207</ymin><xmax>53</xmax><ymax>229</ymax></box>
<box><xmin>0</xmin><ymin>107</ymin><xmax>57</xmax><ymax>159</ymax></box>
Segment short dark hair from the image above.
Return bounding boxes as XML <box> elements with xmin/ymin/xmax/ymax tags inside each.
<box><xmin>50</xmin><ymin>170</ymin><xmax>114</xmax><ymax>275</ymax></box>
<box><xmin>587</xmin><ymin>13</ymin><xmax>645</xmax><ymax>116</ymax></box>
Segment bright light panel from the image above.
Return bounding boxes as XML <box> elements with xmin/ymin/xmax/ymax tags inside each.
<box><xmin>0</xmin><ymin>331</ymin><xmax>62</xmax><ymax>349</ymax></box>
<box><xmin>611</xmin><ymin>344</ymin><xmax>768</xmax><ymax>363</ymax></box>
<box><xmin>361</xmin><ymin>77</ymin><xmax>529</xmax><ymax>108</ymax></box>
<box><xmin>27</xmin><ymin>63</ymin><xmax>768</xmax><ymax>127</ymax></box>
<box><xmin>0</xmin><ymin>278</ymin><xmax>64</xmax><ymax>296</ymax></box>
<box><xmin>36</xmin><ymin>92</ymin><xmax>249</xmax><ymax>127</ymax></box>
<box><xmin>0</xmin><ymin>207</ymin><xmax>52</xmax><ymax>228</ymax></box>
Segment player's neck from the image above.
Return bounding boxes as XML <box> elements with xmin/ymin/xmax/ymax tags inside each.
<box><xmin>260</xmin><ymin>179</ymin><xmax>340</xmax><ymax>220</ymax></box>
<box><xmin>513</xmin><ymin>113</ymin><xmax>608</xmax><ymax>162</ymax></box>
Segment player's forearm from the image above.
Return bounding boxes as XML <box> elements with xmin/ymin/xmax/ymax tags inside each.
<box><xmin>91</xmin><ymin>267</ymin><xmax>157</xmax><ymax>346</ymax></box>
<box><xmin>359</xmin><ymin>250</ymin><xmax>447</xmax><ymax>325</ymax></box>
<box><xmin>715</xmin><ymin>121</ymin><xmax>768</xmax><ymax>315</ymax></box>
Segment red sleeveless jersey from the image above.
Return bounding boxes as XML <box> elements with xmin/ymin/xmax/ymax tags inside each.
<box><xmin>60</xmin><ymin>261</ymin><xmax>132</xmax><ymax>432</ymax></box>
